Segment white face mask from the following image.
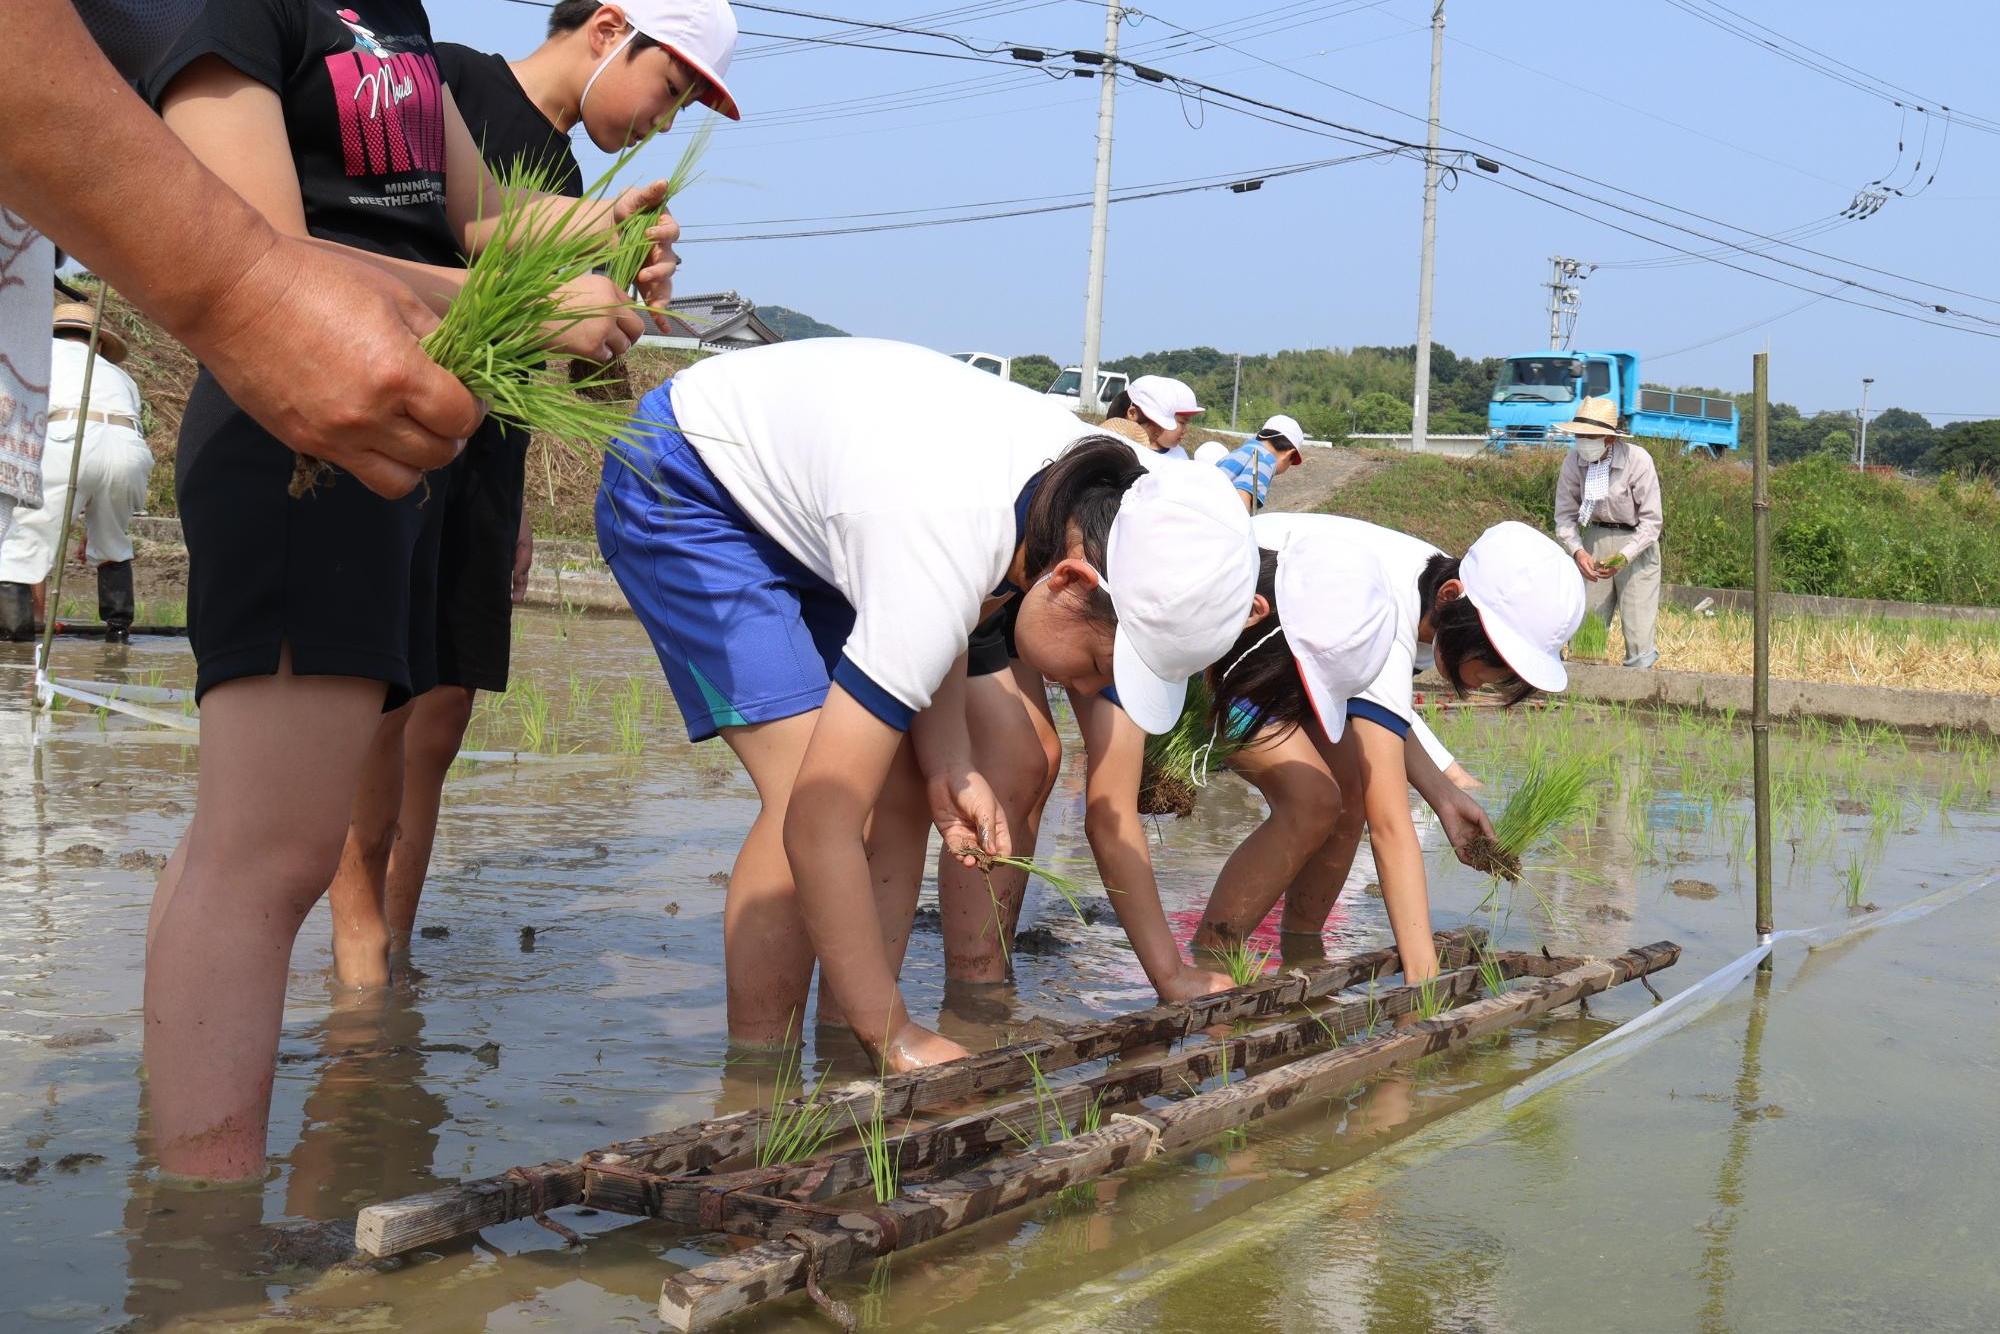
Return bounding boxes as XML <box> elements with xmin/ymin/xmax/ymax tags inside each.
<box><xmin>1576</xmin><ymin>436</ymin><xmax>1610</xmax><ymax>464</ymax></box>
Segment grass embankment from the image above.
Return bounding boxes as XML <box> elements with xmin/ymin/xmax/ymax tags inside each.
<box><xmin>1327</xmin><ymin>444</ymin><xmax>2000</xmax><ymax>608</ymax></box>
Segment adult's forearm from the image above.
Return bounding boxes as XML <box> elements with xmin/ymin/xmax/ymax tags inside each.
<box><xmin>301</xmin><ymin>238</ymin><xmax>468</xmax><ymax>318</ymax></box>
<box><xmin>1</xmin><ymin>1</ymin><xmax>278</xmax><ymax>346</ymax></box>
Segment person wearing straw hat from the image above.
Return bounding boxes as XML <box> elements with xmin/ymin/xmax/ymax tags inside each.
<box><xmin>1195</xmin><ymin>518</ymin><xmax>1585</xmax><ymax>982</ymax></box>
<box><xmin>0</xmin><ymin>301</ymin><xmax>153</xmax><ymax>641</ymax></box>
<box><xmin>1100</xmin><ymin>374</ymin><xmax>1203</xmax><ymax>462</ymax></box>
<box><xmin>1552</xmin><ymin>395</ymin><xmax>1664</xmax><ymax>669</ymax></box>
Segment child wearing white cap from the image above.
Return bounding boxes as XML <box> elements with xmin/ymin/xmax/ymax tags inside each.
<box><xmin>1100</xmin><ymin>375</ymin><xmax>1203</xmax><ymax>461</ymax></box>
<box><xmin>521</xmin><ymin>0</ymin><xmax>742</xmax><ymax>147</ymax></box>
<box><xmin>597</xmin><ymin>338</ymin><xmax>1261</xmax><ymax>1070</ymax></box>
<box><xmin>1194</xmin><ymin>516</ymin><xmax>1584</xmax><ymax>982</ymax></box>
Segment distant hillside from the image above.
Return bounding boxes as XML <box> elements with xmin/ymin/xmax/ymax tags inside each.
<box><xmin>757</xmin><ymin>305</ymin><xmax>847</xmax><ymax>340</ymax></box>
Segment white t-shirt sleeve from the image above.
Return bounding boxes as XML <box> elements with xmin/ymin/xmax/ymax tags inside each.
<box><xmin>825</xmin><ymin>505</ymin><xmax>1013</xmax><ymax>728</ymax></box>
<box><xmin>1351</xmin><ymin>638</ymin><xmax>1417</xmax><ymax>732</ymax></box>
<box><xmin>1409</xmin><ymin>712</ymin><xmax>1455</xmax><ymax>771</ymax></box>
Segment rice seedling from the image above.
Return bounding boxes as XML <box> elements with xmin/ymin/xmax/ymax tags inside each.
<box><xmin>1214</xmin><ymin>935</ymin><xmax>1275</xmax><ymax>987</ymax></box>
<box><xmin>850</xmin><ymin>1088</ymin><xmax>909</xmax><ymax>1205</ymax></box>
<box><xmin>755</xmin><ymin>1025</ymin><xmax>838</xmax><ymax>1168</ymax></box>
<box><xmin>611</xmin><ymin>676</ymin><xmax>647</xmax><ymax>755</ymax></box>
<box><xmin>1475</xmin><ymin>942</ymin><xmax>1509</xmax><ymax>999</ymax></box>
<box><xmin>954</xmin><ymin>849</ymin><xmax>1101</xmax><ymax>925</ymax></box>
<box><xmin>606</xmin><ymin>106</ymin><xmax>712</xmax><ymax>294</ymax></box>
<box><xmin>1413</xmin><ymin>973</ymin><xmax>1449</xmax><ymax>1021</ymax></box>
<box><xmin>1465</xmin><ymin>752</ymin><xmax>1597</xmax><ymax>881</ymax></box>
<box><xmin>1839</xmin><ymin>855</ymin><xmax>1872</xmax><ymax>912</ymax></box>
<box><xmin>513</xmin><ymin>679</ymin><xmax>552</xmax><ymax>753</ymax></box>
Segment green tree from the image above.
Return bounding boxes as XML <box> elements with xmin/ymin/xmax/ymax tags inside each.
<box><xmin>1820</xmin><ymin>428</ymin><xmax>1853</xmax><ymax>459</ymax></box>
<box><xmin>1350</xmin><ymin>390</ymin><xmax>1412</xmax><ymax>434</ymax></box>
<box><xmin>1925</xmin><ymin>418</ymin><xmax>2000</xmax><ymax>477</ymax></box>
<box><xmin>1862</xmin><ymin>406</ymin><xmax>1934</xmax><ymax>470</ymax></box>
<box><xmin>1009</xmin><ymin>353</ymin><xmax>1061</xmax><ymax>393</ymax></box>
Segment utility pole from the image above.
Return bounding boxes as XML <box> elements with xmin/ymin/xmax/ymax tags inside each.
<box><xmin>1545</xmin><ymin>255</ymin><xmax>1593</xmax><ymax>349</ymax></box>
<box><xmin>1231</xmin><ymin>352</ymin><xmax>1243</xmax><ymax>430</ymax></box>
<box><xmin>1409</xmin><ymin>0</ymin><xmax>1444</xmax><ymax>453</ymax></box>
<box><xmin>1857</xmin><ymin>375</ymin><xmax>1874</xmax><ymax>470</ymax></box>
<box><xmin>1080</xmin><ymin>1</ymin><xmax>1121</xmax><ymax>416</ymax></box>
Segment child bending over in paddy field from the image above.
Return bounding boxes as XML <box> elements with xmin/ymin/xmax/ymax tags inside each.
<box><xmin>324</xmin><ymin>0</ymin><xmax>743</xmax><ymax>989</ymax></box>
<box><xmin>1195</xmin><ymin>517</ymin><xmax>1584</xmax><ymax>981</ymax></box>
<box><xmin>137</xmin><ymin>0</ymin><xmax>680</xmax><ymax>1180</ymax></box>
<box><xmin>595</xmin><ymin>338</ymin><xmax>1261</xmax><ymax>1069</ymax></box>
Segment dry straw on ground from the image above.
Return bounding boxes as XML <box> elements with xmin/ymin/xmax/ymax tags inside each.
<box><xmin>1571</xmin><ymin>606</ymin><xmax>2000</xmax><ymax>693</ymax></box>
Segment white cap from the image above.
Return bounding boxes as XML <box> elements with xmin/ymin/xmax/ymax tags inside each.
<box><xmin>621</xmin><ymin>0</ymin><xmax>743</xmax><ymax>120</ymax></box>
<box><xmin>1257</xmin><ymin>414</ymin><xmax>1305</xmax><ymax>454</ymax></box>
<box><xmin>1191</xmin><ymin>439</ymin><xmax>1230</xmax><ymax>466</ymax></box>
<box><xmin>1275</xmin><ymin>531</ymin><xmax>1397</xmax><ymax>741</ymax></box>
<box><xmin>1459</xmin><ymin>521</ymin><xmax>1586</xmax><ymax>692</ymax></box>
<box><xmin>1125</xmin><ymin>376</ymin><xmax>1202</xmax><ymax>431</ymax></box>
<box><xmin>1104</xmin><ymin>465</ymin><xmax>1258</xmax><ymax>733</ymax></box>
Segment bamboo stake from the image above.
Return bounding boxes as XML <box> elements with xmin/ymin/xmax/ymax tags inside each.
<box><xmin>1751</xmin><ymin>351</ymin><xmax>1774</xmax><ymax>946</ymax></box>
<box><xmin>33</xmin><ymin>283</ymin><xmax>109</xmax><ymax>696</ymax></box>
<box><xmin>657</xmin><ymin>943</ymin><xmax>1681</xmax><ymax>1331</ymax></box>
<box><xmin>354</xmin><ymin>929</ymin><xmax>1486</xmax><ymax>1257</ymax></box>
<box><xmin>589</xmin><ymin>955</ymin><xmax>1554</xmax><ymax>1230</ymax></box>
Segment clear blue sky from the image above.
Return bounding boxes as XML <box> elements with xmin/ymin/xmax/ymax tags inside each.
<box><xmin>428</xmin><ymin>0</ymin><xmax>2000</xmax><ymax>420</ymax></box>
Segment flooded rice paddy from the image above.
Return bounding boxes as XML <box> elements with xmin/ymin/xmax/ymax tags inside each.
<box><xmin>3</xmin><ymin>611</ymin><xmax>1997</xmax><ymax>1332</ymax></box>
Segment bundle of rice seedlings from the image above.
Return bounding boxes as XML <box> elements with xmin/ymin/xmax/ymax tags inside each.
<box><xmin>1567</xmin><ymin>612</ymin><xmax>1610</xmax><ymax>663</ymax></box>
<box><xmin>1462</xmin><ymin>752</ymin><xmax>1596</xmax><ymax>881</ymax></box>
<box><xmin>1138</xmin><ymin>677</ymin><xmax>1244</xmax><ymax>817</ymax></box>
<box><xmin>850</xmin><ymin>1086</ymin><xmax>909</xmax><ymax>1204</ymax></box>
<box><xmin>606</xmin><ymin>108</ymin><xmax>713</xmax><ymax>296</ymax></box>
<box><xmin>294</xmin><ymin>131</ymin><xmax>702</xmax><ymax>497</ymax></box>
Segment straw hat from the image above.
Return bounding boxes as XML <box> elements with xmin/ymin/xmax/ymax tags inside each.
<box><xmin>1553</xmin><ymin>395</ymin><xmax>1626</xmax><ymax>438</ymax></box>
<box><xmin>51</xmin><ymin>302</ymin><xmax>128</xmax><ymax>365</ymax></box>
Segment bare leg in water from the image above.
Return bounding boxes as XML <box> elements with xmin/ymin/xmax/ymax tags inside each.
<box><xmin>143</xmin><ymin>652</ymin><xmax>387</xmax><ymax>1180</ymax></box>
<box><xmin>324</xmin><ymin>703</ymin><xmax>413</xmax><ymax>989</ymax></box>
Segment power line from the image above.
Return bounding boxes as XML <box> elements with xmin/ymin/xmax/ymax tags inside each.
<box><xmin>1647</xmin><ymin>290</ymin><xmax>1838</xmax><ymax>363</ymax></box>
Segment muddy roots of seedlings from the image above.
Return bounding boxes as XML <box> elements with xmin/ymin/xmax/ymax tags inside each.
<box><xmin>1460</xmin><ymin>834</ymin><xmax>1523</xmax><ymax>882</ymax></box>
<box><xmin>1137</xmin><ymin>764</ymin><xmax>1199</xmax><ymax>818</ymax></box>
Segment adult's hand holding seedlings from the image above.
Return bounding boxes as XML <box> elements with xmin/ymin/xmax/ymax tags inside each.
<box><xmin>200</xmin><ymin>237</ymin><xmax>483</xmax><ymax>499</ymax></box>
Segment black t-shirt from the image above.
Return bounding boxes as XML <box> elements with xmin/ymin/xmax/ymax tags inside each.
<box><xmin>142</xmin><ymin>0</ymin><xmax>460</xmax><ymax>268</ymax></box>
<box><xmin>434</xmin><ymin>44</ymin><xmax>584</xmax><ymax>199</ymax></box>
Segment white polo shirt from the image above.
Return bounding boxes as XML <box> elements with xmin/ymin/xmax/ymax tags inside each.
<box><xmin>1252</xmin><ymin>512</ymin><xmax>1443</xmax><ymax>735</ymax></box>
<box><xmin>671</xmin><ymin>338</ymin><xmax>1094</xmax><ymax>726</ymax></box>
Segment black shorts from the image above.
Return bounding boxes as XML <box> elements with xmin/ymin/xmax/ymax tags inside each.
<box><xmin>967</xmin><ymin>601</ymin><xmax>1019</xmax><ymax>678</ymax></box>
<box><xmin>176</xmin><ymin>371</ymin><xmax>451</xmax><ymax>709</ymax></box>
<box><xmin>435</xmin><ymin>421</ymin><xmax>528</xmax><ymax>693</ymax></box>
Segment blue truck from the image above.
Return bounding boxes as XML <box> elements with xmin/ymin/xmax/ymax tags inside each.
<box><xmin>1486</xmin><ymin>350</ymin><xmax>1740</xmax><ymax>455</ymax></box>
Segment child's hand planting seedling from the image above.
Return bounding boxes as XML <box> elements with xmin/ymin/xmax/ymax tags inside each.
<box><xmin>1461</xmin><ymin>753</ymin><xmax>1595</xmax><ymax>883</ymax></box>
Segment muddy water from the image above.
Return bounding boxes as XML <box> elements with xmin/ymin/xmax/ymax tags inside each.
<box><xmin>2</xmin><ymin>614</ymin><xmax>1996</xmax><ymax>1332</ymax></box>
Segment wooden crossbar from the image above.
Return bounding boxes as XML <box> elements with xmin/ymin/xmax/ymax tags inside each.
<box><xmin>657</xmin><ymin>942</ymin><xmax>1681</xmax><ymax>1331</ymax></box>
<box><xmin>353</xmin><ymin>928</ymin><xmax>1484</xmax><ymax>1257</ymax></box>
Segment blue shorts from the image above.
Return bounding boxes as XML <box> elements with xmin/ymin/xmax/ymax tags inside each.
<box><xmin>596</xmin><ymin>385</ymin><xmax>855</xmax><ymax>743</ymax></box>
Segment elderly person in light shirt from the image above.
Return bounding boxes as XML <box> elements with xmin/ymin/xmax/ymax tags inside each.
<box><xmin>1552</xmin><ymin>395</ymin><xmax>1663</xmax><ymax>669</ymax></box>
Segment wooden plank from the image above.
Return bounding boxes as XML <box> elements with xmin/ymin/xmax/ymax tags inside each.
<box><xmin>656</xmin><ymin>942</ymin><xmax>1679</xmax><ymax>1331</ymax></box>
<box><xmin>599</xmin><ymin>955</ymin><xmax>1534</xmax><ymax>1229</ymax></box>
<box><xmin>354</xmin><ymin>928</ymin><xmax>1483</xmax><ymax>1257</ymax></box>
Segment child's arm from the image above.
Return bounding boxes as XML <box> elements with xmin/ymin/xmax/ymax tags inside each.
<box><xmin>912</xmin><ymin>654</ymin><xmax>1010</xmax><ymax>869</ymax></box>
<box><xmin>439</xmin><ymin>88</ymin><xmax>678</xmax><ymax>322</ymax></box>
<box><xmin>787</xmin><ymin>686</ymin><xmax>970</xmax><ymax>1070</ymax></box>
<box><xmin>1073</xmin><ymin>692</ymin><xmax>1233</xmax><ymax>1002</ymax></box>
<box><xmin>1354</xmin><ymin>717</ymin><xmax>1439</xmax><ymax>981</ymax></box>
<box><xmin>1403</xmin><ymin>725</ymin><xmax>1497</xmax><ymax>867</ymax></box>
<box><xmin>159</xmin><ymin>59</ymin><xmax>638</xmax><ymax>362</ymax></box>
